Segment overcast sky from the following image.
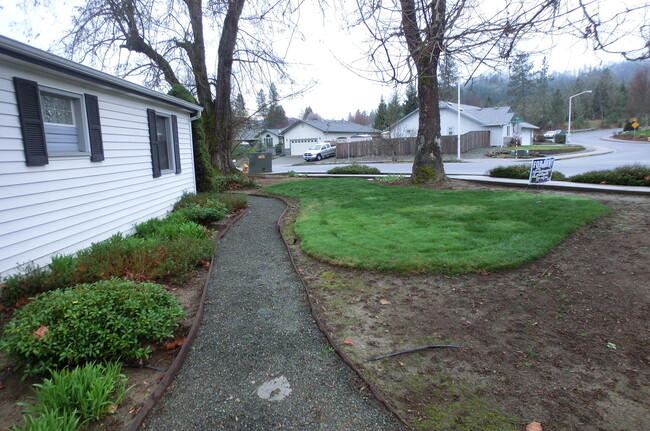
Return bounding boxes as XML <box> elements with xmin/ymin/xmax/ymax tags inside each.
<box><xmin>1</xmin><ymin>1</ymin><xmax>647</xmax><ymax>120</ymax></box>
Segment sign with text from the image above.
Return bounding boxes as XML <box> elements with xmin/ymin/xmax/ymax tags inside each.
<box><xmin>529</xmin><ymin>157</ymin><xmax>555</xmax><ymax>184</ymax></box>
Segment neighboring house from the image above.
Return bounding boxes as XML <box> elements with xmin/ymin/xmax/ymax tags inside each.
<box><xmin>281</xmin><ymin>120</ymin><xmax>379</xmax><ymax>155</ymax></box>
<box><xmin>390</xmin><ymin>103</ymin><xmax>538</xmax><ymax>146</ymax></box>
<box><xmin>0</xmin><ymin>36</ymin><xmax>202</xmax><ymax>277</ymax></box>
<box><xmin>257</xmin><ymin>128</ymin><xmax>284</xmax><ymax>152</ymax></box>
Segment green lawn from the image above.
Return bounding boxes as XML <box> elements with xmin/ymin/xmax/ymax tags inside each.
<box><xmin>265</xmin><ymin>178</ymin><xmax>609</xmax><ymax>273</ymax></box>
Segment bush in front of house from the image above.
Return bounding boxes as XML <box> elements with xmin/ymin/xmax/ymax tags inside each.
<box><xmin>14</xmin><ymin>362</ymin><xmax>130</xmax><ymax>430</ymax></box>
<box><xmin>214</xmin><ymin>175</ymin><xmax>258</xmax><ymax>192</ymax></box>
<box><xmin>487</xmin><ymin>165</ymin><xmax>566</xmax><ymax>181</ymax></box>
<box><xmin>174</xmin><ymin>191</ymin><xmax>247</xmax><ymax>215</ymax></box>
<box><xmin>568</xmin><ymin>164</ymin><xmax>650</xmax><ymax>186</ymax></box>
<box><xmin>326</xmin><ymin>164</ymin><xmax>381</xmax><ymax>175</ymax></box>
<box><xmin>553</xmin><ymin>133</ymin><xmax>567</xmax><ymax>144</ymax></box>
<box><xmin>1</xmin><ymin>279</ymin><xmax>184</xmax><ymax>377</ymax></box>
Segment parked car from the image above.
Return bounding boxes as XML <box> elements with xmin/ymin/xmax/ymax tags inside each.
<box><xmin>303</xmin><ymin>143</ymin><xmax>336</xmax><ymax>161</ymax></box>
<box><xmin>543</xmin><ymin>129</ymin><xmax>563</xmax><ymax>139</ymax></box>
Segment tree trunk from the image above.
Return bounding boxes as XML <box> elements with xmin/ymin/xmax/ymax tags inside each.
<box><xmin>412</xmin><ymin>75</ymin><xmax>446</xmax><ymax>183</ymax></box>
<box><xmin>400</xmin><ymin>0</ymin><xmax>447</xmax><ymax>184</ymax></box>
<box><xmin>212</xmin><ymin>0</ymin><xmax>245</xmax><ymax>175</ymax></box>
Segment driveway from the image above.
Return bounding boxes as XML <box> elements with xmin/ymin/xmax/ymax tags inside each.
<box><xmin>268</xmin><ymin>129</ymin><xmax>649</xmax><ymax>176</ymax></box>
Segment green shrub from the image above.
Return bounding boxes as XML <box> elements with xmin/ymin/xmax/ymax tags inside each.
<box><xmin>554</xmin><ymin>133</ymin><xmax>567</xmax><ymax>144</ymax></box>
<box><xmin>376</xmin><ymin>175</ymin><xmax>407</xmax><ymax>183</ymax></box>
<box><xmin>214</xmin><ymin>175</ymin><xmax>258</xmax><ymax>192</ymax></box>
<box><xmin>569</xmin><ymin>164</ymin><xmax>650</xmax><ymax>186</ymax></box>
<box><xmin>174</xmin><ymin>192</ymin><xmax>247</xmax><ymax>214</ymax></box>
<box><xmin>326</xmin><ymin>164</ymin><xmax>381</xmax><ymax>175</ymax></box>
<box><xmin>1</xmin><ymin>279</ymin><xmax>185</xmax><ymax>376</ymax></box>
<box><xmin>15</xmin><ymin>362</ymin><xmax>130</xmax><ymax>429</ymax></box>
<box><xmin>488</xmin><ymin>165</ymin><xmax>566</xmax><ymax>181</ymax></box>
<box><xmin>174</xmin><ymin>203</ymin><xmax>227</xmax><ymax>225</ymax></box>
<box><xmin>10</xmin><ymin>406</ymin><xmax>80</xmax><ymax>431</ymax></box>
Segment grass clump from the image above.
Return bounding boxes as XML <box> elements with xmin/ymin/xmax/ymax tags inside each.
<box><xmin>326</xmin><ymin>164</ymin><xmax>381</xmax><ymax>175</ymax></box>
<box><xmin>1</xmin><ymin>279</ymin><xmax>184</xmax><ymax>377</ymax></box>
<box><xmin>265</xmin><ymin>178</ymin><xmax>608</xmax><ymax>274</ymax></box>
<box><xmin>173</xmin><ymin>192</ymin><xmax>247</xmax><ymax>217</ymax></box>
<box><xmin>568</xmin><ymin>164</ymin><xmax>650</xmax><ymax>186</ymax></box>
<box><xmin>214</xmin><ymin>174</ymin><xmax>258</xmax><ymax>192</ymax></box>
<box><xmin>13</xmin><ymin>362</ymin><xmax>130</xmax><ymax>430</ymax></box>
<box><xmin>488</xmin><ymin>165</ymin><xmax>566</xmax><ymax>181</ymax></box>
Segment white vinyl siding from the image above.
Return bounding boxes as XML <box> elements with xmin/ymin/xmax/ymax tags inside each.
<box><xmin>0</xmin><ymin>62</ymin><xmax>197</xmax><ymax>277</ymax></box>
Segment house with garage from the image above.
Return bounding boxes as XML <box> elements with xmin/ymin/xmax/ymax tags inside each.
<box><xmin>390</xmin><ymin>103</ymin><xmax>538</xmax><ymax>146</ymax></box>
<box><xmin>0</xmin><ymin>35</ymin><xmax>202</xmax><ymax>277</ymax></box>
<box><xmin>281</xmin><ymin>119</ymin><xmax>379</xmax><ymax>155</ymax></box>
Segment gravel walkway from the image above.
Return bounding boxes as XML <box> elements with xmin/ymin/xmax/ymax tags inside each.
<box><xmin>141</xmin><ymin>195</ymin><xmax>404</xmax><ymax>430</ymax></box>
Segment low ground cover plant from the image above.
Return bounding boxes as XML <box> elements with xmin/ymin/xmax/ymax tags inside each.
<box><xmin>265</xmin><ymin>178</ymin><xmax>608</xmax><ymax>273</ymax></box>
<box><xmin>1</xmin><ymin>279</ymin><xmax>184</xmax><ymax>377</ymax></box>
<box><xmin>13</xmin><ymin>362</ymin><xmax>130</xmax><ymax>430</ymax></box>
<box><xmin>326</xmin><ymin>164</ymin><xmax>381</xmax><ymax>175</ymax></box>
<box><xmin>489</xmin><ymin>163</ymin><xmax>650</xmax><ymax>186</ymax></box>
<box><xmin>488</xmin><ymin>165</ymin><xmax>567</xmax><ymax>180</ymax></box>
<box><xmin>568</xmin><ymin>164</ymin><xmax>650</xmax><ymax>186</ymax></box>
<box><xmin>0</xmin><ymin>191</ymin><xmax>239</xmax><ymax>307</ymax></box>
<box><xmin>214</xmin><ymin>174</ymin><xmax>258</xmax><ymax>192</ymax></box>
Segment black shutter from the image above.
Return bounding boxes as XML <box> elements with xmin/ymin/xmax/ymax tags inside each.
<box><xmin>147</xmin><ymin>108</ymin><xmax>161</xmax><ymax>178</ymax></box>
<box><xmin>84</xmin><ymin>94</ymin><xmax>104</xmax><ymax>162</ymax></box>
<box><xmin>13</xmin><ymin>77</ymin><xmax>48</xmax><ymax>166</ymax></box>
<box><xmin>171</xmin><ymin>114</ymin><xmax>181</xmax><ymax>174</ymax></box>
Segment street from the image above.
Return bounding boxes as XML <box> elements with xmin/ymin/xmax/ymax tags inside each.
<box><xmin>270</xmin><ymin>129</ymin><xmax>649</xmax><ymax>177</ymax></box>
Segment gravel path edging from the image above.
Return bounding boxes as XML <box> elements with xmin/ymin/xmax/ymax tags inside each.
<box><xmin>253</xmin><ymin>191</ymin><xmax>412</xmax><ymax>430</ymax></box>
<box><xmin>125</xmin><ymin>209</ymin><xmax>248</xmax><ymax>431</ymax></box>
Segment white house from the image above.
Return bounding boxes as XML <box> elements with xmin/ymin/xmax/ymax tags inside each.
<box><xmin>0</xmin><ymin>36</ymin><xmax>202</xmax><ymax>277</ymax></box>
<box><xmin>390</xmin><ymin>103</ymin><xmax>538</xmax><ymax>146</ymax></box>
<box><xmin>281</xmin><ymin>120</ymin><xmax>379</xmax><ymax>155</ymax></box>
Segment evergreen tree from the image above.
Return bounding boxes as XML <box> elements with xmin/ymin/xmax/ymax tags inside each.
<box><xmin>438</xmin><ymin>53</ymin><xmax>458</xmax><ymax>101</ymax></box>
<box><xmin>530</xmin><ymin>57</ymin><xmax>552</xmax><ymax>127</ymax></box>
<box><xmin>302</xmin><ymin>106</ymin><xmax>313</xmax><ymax>120</ymax></box>
<box><xmin>402</xmin><ymin>82</ymin><xmax>418</xmax><ymax>115</ymax></box>
<box><xmin>373</xmin><ymin>96</ymin><xmax>389</xmax><ymax>130</ymax></box>
<box><xmin>256</xmin><ymin>89</ymin><xmax>267</xmax><ymax>120</ymax></box>
<box><xmin>507</xmin><ymin>52</ymin><xmax>535</xmax><ymax>119</ymax></box>
<box><xmin>550</xmin><ymin>89</ymin><xmax>565</xmax><ymax>128</ymax></box>
<box><xmin>386</xmin><ymin>90</ymin><xmax>403</xmax><ymax>127</ymax></box>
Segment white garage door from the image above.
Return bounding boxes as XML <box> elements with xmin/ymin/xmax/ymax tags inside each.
<box><xmin>290</xmin><ymin>138</ymin><xmax>319</xmax><ymax>156</ymax></box>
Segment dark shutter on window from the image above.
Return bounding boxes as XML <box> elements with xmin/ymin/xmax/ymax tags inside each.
<box><xmin>147</xmin><ymin>108</ymin><xmax>161</xmax><ymax>178</ymax></box>
<box><xmin>84</xmin><ymin>94</ymin><xmax>104</xmax><ymax>162</ymax></box>
<box><xmin>13</xmin><ymin>77</ymin><xmax>48</xmax><ymax>166</ymax></box>
<box><xmin>171</xmin><ymin>114</ymin><xmax>181</xmax><ymax>174</ymax></box>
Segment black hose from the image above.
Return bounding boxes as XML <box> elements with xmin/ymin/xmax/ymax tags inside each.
<box><xmin>364</xmin><ymin>344</ymin><xmax>460</xmax><ymax>362</ymax></box>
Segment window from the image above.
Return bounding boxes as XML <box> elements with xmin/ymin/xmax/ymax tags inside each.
<box><xmin>448</xmin><ymin>126</ymin><xmax>454</xmax><ymax>135</ymax></box>
<box><xmin>263</xmin><ymin>134</ymin><xmax>273</xmax><ymax>147</ymax></box>
<box><xmin>40</xmin><ymin>89</ymin><xmax>88</xmax><ymax>154</ymax></box>
<box><xmin>13</xmin><ymin>77</ymin><xmax>104</xmax><ymax>166</ymax></box>
<box><xmin>147</xmin><ymin>109</ymin><xmax>181</xmax><ymax>178</ymax></box>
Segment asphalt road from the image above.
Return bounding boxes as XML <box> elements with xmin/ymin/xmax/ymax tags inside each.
<box><xmin>270</xmin><ymin>129</ymin><xmax>649</xmax><ymax>176</ymax></box>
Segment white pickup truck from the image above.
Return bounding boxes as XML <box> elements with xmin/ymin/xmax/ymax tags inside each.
<box><xmin>303</xmin><ymin>143</ymin><xmax>336</xmax><ymax>161</ymax></box>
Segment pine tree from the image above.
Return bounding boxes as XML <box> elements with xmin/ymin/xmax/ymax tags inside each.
<box><xmin>507</xmin><ymin>53</ymin><xmax>535</xmax><ymax>119</ymax></box>
<box><xmin>373</xmin><ymin>96</ymin><xmax>388</xmax><ymax>130</ymax></box>
<box><xmin>402</xmin><ymin>82</ymin><xmax>418</xmax><ymax>115</ymax></box>
<box><xmin>386</xmin><ymin>90</ymin><xmax>403</xmax><ymax>127</ymax></box>
<box><xmin>438</xmin><ymin>53</ymin><xmax>458</xmax><ymax>101</ymax></box>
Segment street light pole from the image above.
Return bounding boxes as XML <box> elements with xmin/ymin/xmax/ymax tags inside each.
<box><xmin>567</xmin><ymin>90</ymin><xmax>592</xmax><ymax>143</ymax></box>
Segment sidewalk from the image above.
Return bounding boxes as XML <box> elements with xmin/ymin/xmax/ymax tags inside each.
<box><xmin>140</xmin><ymin>196</ymin><xmax>405</xmax><ymax>430</ymax></box>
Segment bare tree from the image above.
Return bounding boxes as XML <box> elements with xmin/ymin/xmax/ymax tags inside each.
<box><xmin>354</xmin><ymin>0</ymin><xmax>649</xmax><ymax>183</ymax></box>
<box><xmin>54</xmin><ymin>0</ymin><xmax>299</xmax><ymax>175</ymax></box>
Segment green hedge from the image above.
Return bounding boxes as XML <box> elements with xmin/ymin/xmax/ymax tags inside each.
<box><xmin>1</xmin><ymin>279</ymin><xmax>184</xmax><ymax>376</ymax></box>
<box><xmin>326</xmin><ymin>164</ymin><xmax>381</xmax><ymax>175</ymax></box>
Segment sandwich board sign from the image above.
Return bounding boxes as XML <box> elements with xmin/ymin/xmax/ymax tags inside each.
<box><xmin>529</xmin><ymin>157</ymin><xmax>555</xmax><ymax>184</ymax></box>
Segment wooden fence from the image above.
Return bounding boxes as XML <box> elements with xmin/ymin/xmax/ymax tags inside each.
<box><xmin>335</xmin><ymin>131</ymin><xmax>490</xmax><ymax>159</ymax></box>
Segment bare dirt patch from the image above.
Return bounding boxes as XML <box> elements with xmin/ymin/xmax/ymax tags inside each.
<box><xmin>273</xmin><ymin>178</ymin><xmax>650</xmax><ymax>430</ymax></box>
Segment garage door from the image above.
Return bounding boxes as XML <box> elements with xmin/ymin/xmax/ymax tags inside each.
<box><xmin>290</xmin><ymin>138</ymin><xmax>318</xmax><ymax>156</ymax></box>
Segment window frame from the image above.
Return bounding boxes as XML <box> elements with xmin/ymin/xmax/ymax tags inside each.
<box><xmin>146</xmin><ymin>108</ymin><xmax>181</xmax><ymax>178</ymax></box>
<box><xmin>39</xmin><ymin>86</ymin><xmax>91</xmax><ymax>157</ymax></box>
